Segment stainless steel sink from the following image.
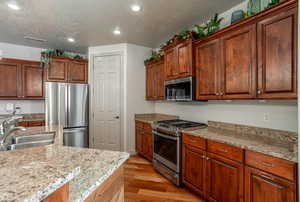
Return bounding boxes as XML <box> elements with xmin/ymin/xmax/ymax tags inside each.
<box><xmin>12</xmin><ymin>133</ymin><xmax>55</xmax><ymax>144</ymax></box>
<box><xmin>7</xmin><ymin>133</ymin><xmax>55</xmax><ymax>150</ymax></box>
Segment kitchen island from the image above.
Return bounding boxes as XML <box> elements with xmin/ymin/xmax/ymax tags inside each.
<box><xmin>0</xmin><ymin>126</ymin><xmax>129</xmax><ymax>202</ymax></box>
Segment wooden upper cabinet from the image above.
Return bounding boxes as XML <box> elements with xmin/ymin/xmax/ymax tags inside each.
<box><xmin>164</xmin><ymin>40</ymin><xmax>194</xmax><ymax>80</ymax></box>
<box><xmin>0</xmin><ymin>61</ymin><xmax>19</xmax><ymax>98</ymax></box>
<box><xmin>182</xmin><ymin>145</ymin><xmax>206</xmax><ymax>196</ymax></box>
<box><xmin>145</xmin><ymin>58</ymin><xmax>165</xmax><ymax>100</ymax></box>
<box><xmin>257</xmin><ymin>5</ymin><xmax>297</xmax><ymax>99</ymax></box>
<box><xmin>177</xmin><ymin>40</ymin><xmax>193</xmax><ymax>76</ymax></box>
<box><xmin>206</xmin><ymin>153</ymin><xmax>244</xmax><ymax>202</ymax></box>
<box><xmin>46</xmin><ymin>57</ymin><xmax>88</xmax><ymax>83</ymax></box>
<box><xmin>221</xmin><ymin>24</ymin><xmax>257</xmax><ymax>99</ymax></box>
<box><xmin>0</xmin><ymin>59</ymin><xmax>43</xmax><ymax>100</ymax></box>
<box><xmin>164</xmin><ymin>48</ymin><xmax>176</xmax><ymax>80</ymax></box>
<box><xmin>156</xmin><ymin>60</ymin><xmax>165</xmax><ymax>99</ymax></box>
<box><xmin>68</xmin><ymin>61</ymin><xmax>88</xmax><ymax>83</ymax></box>
<box><xmin>195</xmin><ymin>38</ymin><xmax>221</xmax><ymax>100</ymax></box>
<box><xmin>22</xmin><ymin>64</ymin><xmax>44</xmax><ymax>98</ymax></box>
<box><xmin>46</xmin><ymin>58</ymin><xmax>68</xmax><ymax>82</ymax></box>
<box><xmin>245</xmin><ymin>166</ymin><xmax>296</xmax><ymax>202</ymax></box>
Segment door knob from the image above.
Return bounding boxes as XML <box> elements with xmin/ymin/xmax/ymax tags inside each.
<box><xmin>114</xmin><ymin>116</ymin><xmax>120</xmax><ymax>119</ymax></box>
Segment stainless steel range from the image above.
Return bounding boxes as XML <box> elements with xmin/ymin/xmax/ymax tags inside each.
<box><xmin>152</xmin><ymin>119</ymin><xmax>207</xmax><ymax>186</ymax></box>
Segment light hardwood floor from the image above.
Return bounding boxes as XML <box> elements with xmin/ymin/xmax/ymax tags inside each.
<box><xmin>124</xmin><ymin>155</ymin><xmax>204</xmax><ymax>202</ymax></box>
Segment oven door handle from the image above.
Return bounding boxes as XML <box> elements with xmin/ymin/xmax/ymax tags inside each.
<box><xmin>153</xmin><ymin>131</ymin><xmax>179</xmax><ymax>141</ymax></box>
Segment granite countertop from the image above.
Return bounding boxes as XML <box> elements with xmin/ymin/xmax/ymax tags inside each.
<box><xmin>1</xmin><ymin>125</ymin><xmax>129</xmax><ymax>202</ymax></box>
<box><xmin>183</xmin><ymin>121</ymin><xmax>298</xmax><ymax>163</ymax></box>
<box><xmin>135</xmin><ymin>113</ymin><xmax>178</xmax><ymax>124</ymax></box>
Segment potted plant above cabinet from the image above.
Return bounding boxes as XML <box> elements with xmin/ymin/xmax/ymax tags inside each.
<box><xmin>162</xmin><ymin>37</ymin><xmax>195</xmax><ymax>81</ymax></box>
<box><xmin>44</xmin><ymin>56</ymin><xmax>88</xmax><ymax>84</ymax></box>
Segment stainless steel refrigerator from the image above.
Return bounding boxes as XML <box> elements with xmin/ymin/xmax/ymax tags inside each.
<box><xmin>45</xmin><ymin>82</ymin><xmax>89</xmax><ymax>148</ymax></box>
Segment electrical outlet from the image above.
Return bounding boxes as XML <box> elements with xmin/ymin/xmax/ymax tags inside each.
<box><xmin>263</xmin><ymin>113</ymin><xmax>269</xmax><ymax>122</ymax></box>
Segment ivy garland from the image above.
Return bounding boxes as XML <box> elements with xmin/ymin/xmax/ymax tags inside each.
<box><xmin>40</xmin><ymin>49</ymin><xmax>85</xmax><ymax>67</ymax></box>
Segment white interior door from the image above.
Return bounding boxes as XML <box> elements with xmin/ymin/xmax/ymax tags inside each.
<box><xmin>92</xmin><ymin>54</ymin><xmax>121</xmax><ymax>151</ymax></box>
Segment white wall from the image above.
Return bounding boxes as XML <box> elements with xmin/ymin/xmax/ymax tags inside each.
<box><xmin>0</xmin><ymin>42</ymin><xmax>45</xmax><ymax>114</ymax></box>
<box><xmin>0</xmin><ymin>42</ymin><xmax>43</xmax><ymax>61</ymax></box>
<box><xmin>88</xmin><ymin>43</ymin><xmax>154</xmax><ymax>153</ymax></box>
<box><xmin>155</xmin><ymin>101</ymin><xmax>297</xmax><ymax>132</ymax></box>
<box><xmin>126</xmin><ymin>43</ymin><xmax>154</xmax><ymax>153</ymax></box>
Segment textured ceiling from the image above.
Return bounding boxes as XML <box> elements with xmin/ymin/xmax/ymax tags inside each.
<box><xmin>0</xmin><ymin>0</ymin><xmax>243</xmax><ymax>53</ymax></box>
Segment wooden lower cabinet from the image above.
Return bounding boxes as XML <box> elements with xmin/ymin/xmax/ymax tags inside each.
<box><xmin>17</xmin><ymin>120</ymin><xmax>45</xmax><ymax>127</ymax></box>
<box><xmin>245</xmin><ymin>166</ymin><xmax>296</xmax><ymax>202</ymax></box>
<box><xmin>206</xmin><ymin>153</ymin><xmax>244</xmax><ymax>202</ymax></box>
<box><xmin>135</xmin><ymin>121</ymin><xmax>153</xmax><ymax>161</ymax></box>
<box><xmin>182</xmin><ymin>145</ymin><xmax>206</xmax><ymax>197</ymax></box>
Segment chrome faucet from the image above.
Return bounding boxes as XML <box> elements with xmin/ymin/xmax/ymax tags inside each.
<box><xmin>0</xmin><ymin>116</ymin><xmax>27</xmax><ymax>146</ymax></box>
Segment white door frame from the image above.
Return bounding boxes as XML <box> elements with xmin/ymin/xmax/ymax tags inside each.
<box><xmin>89</xmin><ymin>51</ymin><xmax>125</xmax><ymax>151</ymax></box>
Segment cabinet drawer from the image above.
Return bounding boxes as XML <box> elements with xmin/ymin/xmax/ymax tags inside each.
<box><xmin>207</xmin><ymin>140</ymin><xmax>244</xmax><ymax>163</ymax></box>
<box><xmin>183</xmin><ymin>134</ymin><xmax>206</xmax><ymax>150</ymax></box>
<box><xmin>245</xmin><ymin>150</ymin><xmax>296</xmax><ymax>181</ymax></box>
<box><xmin>143</xmin><ymin>123</ymin><xmax>152</xmax><ymax>133</ymax></box>
<box><xmin>135</xmin><ymin>121</ymin><xmax>144</xmax><ymax>129</ymax></box>
<box><xmin>28</xmin><ymin>120</ymin><xmax>45</xmax><ymax>127</ymax></box>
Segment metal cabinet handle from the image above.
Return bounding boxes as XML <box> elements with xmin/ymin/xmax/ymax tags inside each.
<box><xmin>114</xmin><ymin>116</ymin><xmax>120</xmax><ymax>119</ymax></box>
<box><xmin>218</xmin><ymin>149</ymin><xmax>228</xmax><ymax>153</ymax></box>
<box><xmin>259</xmin><ymin>161</ymin><xmax>274</xmax><ymax>168</ymax></box>
<box><xmin>257</xmin><ymin>90</ymin><xmax>262</xmax><ymax>95</ymax></box>
<box><xmin>201</xmin><ymin>155</ymin><xmax>205</xmax><ymax>159</ymax></box>
<box><xmin>220</xmin><ymin>92</ymin><xmax>224</xmax><ymax>96</ymax></box>
<box><xmin>206</xmin><ymin>157</ymin><xmax>210</xmax><ymax>160</ymax></box>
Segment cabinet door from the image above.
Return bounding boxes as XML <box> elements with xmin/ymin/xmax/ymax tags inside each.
<box><xmin>22</xmin><ymin>64</ymin><xmax>44</xmax><ymax>98</ymax></box>
<box><xmin>206</xmin><ymin>153</ymin><xmax>244</xmax><ymax>202</ymax></box>
<box><xmin>0</xmin><ymin>62</ymin><xmax>20</xmax><ymax>98</ymax></box>
<box><xmin>156</xmin><ymin>61</ymin><xmax>165</xmax><ymax>100</ymax></box>
<box><xmin>46</xmin><ymin>59</ymin><xmax>68</xmax><ymax>82</ymax></box>
<box><xmin>135</xmin><ymin>127</ymin><xmax>143</xmax><ymax>154</ymax></box>
<box><xmin>177</xmin><ymin>41</ymin><xmax>193</xmax><ymax>77</ymax></box>
<box><xmin>257</xmin><ymin>6</ymin><xmax>297</xmax><ymax>99</ymax></box>
<box><xmin>68</xmin><ymin>61</ymin><xmax>88</xmax><ymax>83</ymax></box>
<box><xmin>165</xmin><ymin>48</ymin><xmax>176</xmax><ymax>80</ymax></box>
<box><xmin>221</xmin><ymin>24</ymin><xmax>256</xmax><ymax>99</ymax></box>
<box><xmin>182</xmin><ymin>145</ymin><xmax>206</xmax><ymax>196</ymax></box>
<box><xmin>146</xmin><ymin>65</ymin><xmax>155</xmax><ymax>100</ymax></box>
<box><xmin>245</xmin><ymin>166</ymin><xmax>296</xmax><ymax>202</ymax></box>
<box><xmin>195</xmin><ymin>39</ymin><xmax>221</xmax><ymax>100</ymax></box>
<box><xmin>143</xmin><ymin>132</ymin><xmax>153</xmax><ymax>161</ymax></box>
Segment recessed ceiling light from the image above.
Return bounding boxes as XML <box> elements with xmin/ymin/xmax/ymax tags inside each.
<box><xmin>7</xmin><ymin>3</ymin><xmax>20</xmax><ymax>10</ymax></box>
<box><xmin>113</xmin><ymin>29</ymin><xmax>121</xmax><ymax>35</ymax></box>
<box><xmin>131</xmin><ymin>5</ymin><xmax>141</xmax><ymax>12</ymax></box>
<box><xmin>67</xmin><ymin>37</ymin><xmax>75</xmax><ymax>42</ymax></box>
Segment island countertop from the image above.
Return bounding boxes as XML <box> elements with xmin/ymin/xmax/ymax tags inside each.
<box><xmin>1</xmin><ymin>126</ymin><xmax>130</xmax><ymax>202</ymax></box>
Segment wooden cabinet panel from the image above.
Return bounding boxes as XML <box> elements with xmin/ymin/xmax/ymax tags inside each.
<box><xmin>257</xmin><ymin>6</ymin><xmax>297</xmax><ymax>99</ymax></box>
<box><xmin>177</xmin><ymin>41</ymin><xmax>193</xmax><ymax>76</ymax></box>
<box><xmin>68</xmin><ymin>61</ymin><xmax>88</xmax><ymax>83</ymax></box>
<box><xmin>195</xmin><ymin>38</ymin><xmax>220</xmax><ymax>100</ymax></box>
<box><xmin>22</xmin><ymin>64</ymin><xmax>44</xmax><ymax>98</ymax></box>
<box><xmin>245</xmin><ymin>150</ymin><xmax>296</xmax><ymax>181</ymax></box>
<box><xmin>46</xmin><ymin>59</ymin><xmax>68</xmax><ymax>82</ymax></box>
<box><xmin>143</xmin><ymin>132</ymin><xmax>153</xmax><ymax>161</ymax></box>
<box><xmin>0</xmin><ymin>62</ymin><xmax>19</xmax><ymax>98</ymax></box>
<box><xmin>245</xmin><ymin>166</ymin><xmax>296</xmax><ymax>202</ymax></box>
<box><xmin>206</xmin><ymin>153</ymin><xmax>244</xmax><ymax>202</ymax></box>
<box><xmin>182</xmin><ymin>145</ymin><xmax>206</xmax><ymax>196</ymax></box>
<box><xmin>156</xmin><ymin>61</ymin><xmax>165</xmax><ymax>99</ymax></box>
<box><xmin>183</xmin><ymin>133</ymin><xmax>206</xmax><ymax>150</ymax></box>
<box><xmin>221</xmin><ymin>24</ymin><xmax>256</xmax><ymax>99</ymax></box>
<box><xmin>136</xmin><ymin>127</ymin><xmax>143</xmax><ymax>154</ymax></box>
<box><xmin>146</xmin><ymin>59</ymin><xmax>165</xmax><ymax>100</ymax></box>
<box><xmin>207</xmin><ymin>140</ymin><xmax>244</xmax><ymax>163</ymax></box>
<box><xmin>165</xmin><ymin>48</ymin><xmax>176</xmax><ymax>80</ymax></box>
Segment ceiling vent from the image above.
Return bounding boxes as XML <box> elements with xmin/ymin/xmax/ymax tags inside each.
<box><xmin>24</xmin><ymin>36</ymin><xmax>47</xmax><ymax>42</ymax></box>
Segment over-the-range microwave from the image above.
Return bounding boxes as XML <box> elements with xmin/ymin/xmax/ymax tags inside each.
<box><xmin>165</xmin><ymin>76</ymin><xmax>195</xmax><ymax>101</ymax></box>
